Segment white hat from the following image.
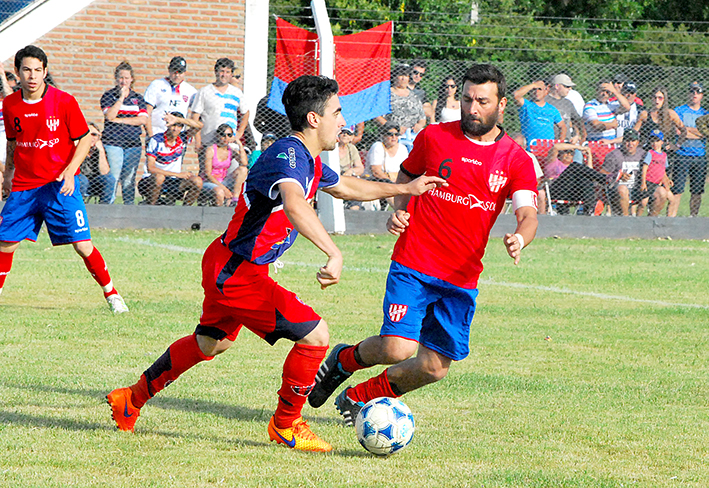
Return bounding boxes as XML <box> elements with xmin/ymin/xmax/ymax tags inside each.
<box><xmin>551</xmin><ymin>74</ymin><xmax>576</xmax><ymax>87</ymax></box>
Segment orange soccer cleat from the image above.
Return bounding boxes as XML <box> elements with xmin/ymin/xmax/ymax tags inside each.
<box><xmin>268</xmin><ymin>416</ymin><xmax>333</xmax><ymax>452</ymax></box>
<box><xmin>106</xmin><ymin>387</ymin><xmax>141</xmax><ymax>432</ymax></box>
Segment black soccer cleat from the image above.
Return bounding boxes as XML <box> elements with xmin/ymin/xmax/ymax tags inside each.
<box><xmin>308</xmin><ymin>343</ymin><xmax>353</xmax><ymax>408</ymax></box>
<box><xmin>334</xmin><ymin>388</ymin><xmax>364</xmax><ymax>427</ymax></box>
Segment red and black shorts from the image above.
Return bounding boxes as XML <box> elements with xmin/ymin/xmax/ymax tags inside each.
<box><xmin>196</xmin><ymin>239</ymin><xmax>321</xmax><ymax>345</ymax></box>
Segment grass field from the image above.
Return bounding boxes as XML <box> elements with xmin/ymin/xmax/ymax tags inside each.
<box><xmin>1</xmin><ymin>229</ymin><xmax>708</xmax><ymax>488</ymax></box>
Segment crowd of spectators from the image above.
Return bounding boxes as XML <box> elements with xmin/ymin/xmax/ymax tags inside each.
<box><xmin>1</xmin><ymin>57</ymin><xmax>708</xmax><ymax>217</ymax></box>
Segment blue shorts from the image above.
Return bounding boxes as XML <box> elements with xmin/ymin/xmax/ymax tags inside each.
<box><xmin>381</xmin><ymin>261</ymin><xmax>478</xmax><ymax>361</ymax></box>
<box><xmin>0</xmin><ymin>177</ymin><xmax>92</xmax><ymax>245</ymax></box>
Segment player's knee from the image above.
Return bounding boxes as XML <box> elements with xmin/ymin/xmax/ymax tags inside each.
<box><xmin>196</xmin><ymin>334</ymin><xmax>232</xmax><ymax>356</ymax></box>
<box><xmin>419</xmin><ymin>362</ymin><xmax>449</xmax><ymax>384</ymax></box>
<box><xmin>154</xmin><ymin>174</ymin><xmax>165</xmax><ymax>185</ymax></box>
<box><xmin>299</xmin><ymin>319</ymin><xmax>329</xmax><ymax>347</ymax></box>
<box><xmin>73</xmin><ymin>240</ymin><xmax>94</xmax><ymax>258</ymax></box>
<box><xmin>381</xmin><ymin>338</ymin><xmax>417</xmax><ymax>363</ymax></box>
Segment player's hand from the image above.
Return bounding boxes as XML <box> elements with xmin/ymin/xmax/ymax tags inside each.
<box><xmin>119</xmin><ymin>85</ymin><xmax>130</xmax><ymax>99</ymax></box>
<box><xmin>317</xmin><ymin>253</ymin><xmax>342</xmax><ymax>289</ymax></box>
<box><xmin>504</xmin><ymin>233</ymin><xmax>523</xmax><ymax>265</ymax></box>
<box><xmin>640</xmin><ymin>182</ymin><xmax>647</xmax><ymax>191</ymax></box>
<box><xmin>387</xmin><ymin>209</ymin><xmax>410</xmax><ymax>236</ymax></box>
<box><xmin>57</xmin><ymin>169</ymin><xmax>75</xmax><ymax>196</ymax></box>
<box><xmin>405</xmin><ymin>175</ymin><xmax>448</xmax><ymax>196</ymax></box>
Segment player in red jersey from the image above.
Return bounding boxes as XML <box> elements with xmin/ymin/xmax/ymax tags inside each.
<box><xmin>0</xmin><ymin>45</ymin><xmax>128</xmax><ymax>313</ymax></box>
<box><xmin>106</xmin><ymin>75</ymin><xmax>445</xmax><ymax>452</ymax></box>
<box><xmin>308</xmin><ymin>64</ymin><xmax>540</xmax><ymax>424</ymax></box>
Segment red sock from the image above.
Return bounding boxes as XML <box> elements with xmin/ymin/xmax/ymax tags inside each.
<box><xmin>347</xmin><ymin>369</ymin><xmax>399</xmax><ymax>404</ymax></box>
<box><xmin>338</xmin><ymin>342</ymin><xmax>368</xmax><ymax>373</ymax></box>
<box><xmin>0</xmin><ymin>251</ymin><xmax>14</xmax><ymax>291</ymax></box>
<box><xmin>274</xmin><ymin>343</ymin><xmax>328</xmax><ymax>428</ymax></box>
<box><xmin>81</xmin><ymin>246</ymin><xmax>116</xmax><ymax>297</ymax></box>
<box><xmin>129</xmin><ymin>334</ymin><xmax>213</xmax><ymax>408</ymax></box>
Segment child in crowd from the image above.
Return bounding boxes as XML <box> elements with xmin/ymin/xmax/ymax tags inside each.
<box><xmin>636</xmin><ymin>129</ymin><xmax>673</xmax><ymax>217</ymax></box>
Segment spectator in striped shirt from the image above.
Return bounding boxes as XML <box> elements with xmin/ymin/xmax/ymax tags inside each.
<box><xmin>100</xmin><ymin>61</ymin><xmax>148</xmax><ymax>205</ymax></box>
<box><xmin>138</xmin><ymin>112</ymin><xmax>203</xmax><ymax>206</ymax></box>
<box><xmin>583</xmin><ymin>81</ymin><xmax>630</xmax><ymax>144</ymax></box>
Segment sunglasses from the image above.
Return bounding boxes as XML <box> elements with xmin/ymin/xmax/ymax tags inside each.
<box><xmin>412</xmin><ymin>70</ymin><xmax>425</xmax><ymax>77</ymax></box>
<box><xmin>234</xmin><ymin>75</ymin><xmax>241</xmax><ymax>79</ymax></box>
<box><xmin>221</xmin><ymin>132</ymin><xmax>234</xmax><ymax>137</ymax></box>
<box><xmin>385</xmin><ymin>131</ymin><xmax>399</xmax><ymax>136</ymax></box>
<box><xmin>690</xmin><ymin>88</ymin><xmax>702</xmax><ymax>94</ymax></box>
<box><xmin>447</xmin><ymin>84</ymin><xmax>457</xmax><ymax>88</ymax></box>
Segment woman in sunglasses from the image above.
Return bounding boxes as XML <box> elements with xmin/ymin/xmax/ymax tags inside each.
<box><xmin>432</xmin><ymin>75</ymin><xmax>460</xmax><ymax>124</ymax></box>
<box><xmin>203</xmin><ymin>123</ymin><xmax>248</xmax><ymax>206</ymax></box>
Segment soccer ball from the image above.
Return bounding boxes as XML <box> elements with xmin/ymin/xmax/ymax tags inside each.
<box><xmin>355</xmin><ymin>397</ymin><xmax>415</xmax><ymax>456</ymax></box>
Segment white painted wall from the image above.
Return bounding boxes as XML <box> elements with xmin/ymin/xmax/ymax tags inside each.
<box><xmin>0</xmin><ymin>0</ymin><xmax>96</xmax><ymax>62</ymax></box>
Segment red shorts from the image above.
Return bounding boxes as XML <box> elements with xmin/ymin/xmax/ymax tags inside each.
<box><xmin>198</xmin><ymin>239</ymin><xmax>321</xmax><ymax>345</ymax></box>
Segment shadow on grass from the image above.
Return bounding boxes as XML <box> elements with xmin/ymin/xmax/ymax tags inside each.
<box><xmin>1</xmin><ymin>382</ymin><xmax>376</xmax><ymax>457</ymax></box>
<box><xmin>5</xmin><ymin>382</ymin><xmax>341</xmax><ymax>426</ymax></box>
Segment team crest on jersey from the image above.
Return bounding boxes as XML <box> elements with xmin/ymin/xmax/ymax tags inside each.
<box><xmin>388</xmin><ymin>304</ymin><xmax>408</xmax><ymax>322</ymax></box>
<box><xmin>183</xmin><ymin>95</ymin><xmax>189</xmax><ymax>103</ymax></box>
<box><xmin>46</xmin><ymin>116</ymin><xmax>60</xmax><ymax>132</ymax></box>
<box><xmin>488</xmin><ymin>170</ymin><xmax>508</xmax><ymax>193</ymax></box>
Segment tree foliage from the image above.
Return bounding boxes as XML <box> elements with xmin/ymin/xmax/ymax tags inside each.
<box><xmin>270</xmin><ymin>0</ymin><xmax>709</xmax><ymax>66</ymax></box>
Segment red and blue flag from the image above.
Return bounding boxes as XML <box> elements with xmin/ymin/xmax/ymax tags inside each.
<box><xmin>268</xmin><ymin>18</ymin><xmax>392</xmax><ymax>127</ymax></box>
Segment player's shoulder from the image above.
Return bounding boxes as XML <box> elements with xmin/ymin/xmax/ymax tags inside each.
<box><xmin>2</xmin><ymin>90</ymin><xmax>22</xmax><ymax>109</ymax></box>
<box><xmin>265</xmin><ymin>136</ymin><xmax>309</xmax><ymax>161</ymax></box>
<box><xmin>498</xmin><ymin>132</ymin><xmax>531</xmax><ymax>159</ymax></box>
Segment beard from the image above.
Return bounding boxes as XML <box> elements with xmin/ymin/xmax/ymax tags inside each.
<box><xmin>460</xmin><ymin>110</ymin><xmax>499</xmax><ymax>137</ymax></box>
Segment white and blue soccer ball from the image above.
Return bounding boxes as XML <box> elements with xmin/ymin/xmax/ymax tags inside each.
<box><xmin>355</xmin><ymin>397</ymin><xmax>415</xmax><ymax>456</ymax></box>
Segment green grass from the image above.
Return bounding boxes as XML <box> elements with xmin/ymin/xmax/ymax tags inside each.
<box><xmin>1</xmin><ymin>229</ymin><xmax>708</xmax><ymax>487</ymax></box>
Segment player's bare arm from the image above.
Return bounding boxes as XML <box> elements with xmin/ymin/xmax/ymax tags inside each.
<box><xmin>57</xmin><ymin>132</ymin><xmax>92</xmax><ymax>196</ymax></box>
<box><xmin>504</xmin><ymin>205</ymin><xmax>538</xmax><ymax>265</ymax></box>
<box><xmin>385</xmin><ymin>171</ymin><xmax>418</xmax><ymax>236</ymax></box>
<box><xmin>3</xmin><ymin>140</ymin><xmax>15</xmax><ymax>195</ymax></box>
<box><xmin>280</xmin><ymin>181</ymin><xmax>342</xmax><ymax>290</ymax></box>
<box><xmin>323</xmin><ymin>173</ymin><xmax>446</xmax><ymax>203</ymax></box>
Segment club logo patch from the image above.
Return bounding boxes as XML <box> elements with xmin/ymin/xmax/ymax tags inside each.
<box><xmin>488</xmin><ymin>170</ymin><xmax>508</xmax><ymax>193</ymax></box>
<box><xmin>388</xmin><ymin>304</ymin><xmax>408</xmax><ymax>323</ymax></box>
<box><xmin>46</xmin><ymin>116</ymin><xmax>60</xmax><ymax>132</ymax></box>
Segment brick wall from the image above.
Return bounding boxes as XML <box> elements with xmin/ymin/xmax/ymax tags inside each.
<box><xmin>4</xmin><ymin>0</ymin><xmax>247</xmax><ymax>173</ymax></box>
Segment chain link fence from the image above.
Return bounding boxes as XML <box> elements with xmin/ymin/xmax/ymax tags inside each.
<box><xmin>3</xmin><ymin>15</ymin><xmax>708</xmax><ymax>217</ymax></box>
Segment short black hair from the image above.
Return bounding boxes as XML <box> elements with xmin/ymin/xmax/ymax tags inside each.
<box><xmin>15</xmin><ymin>45</ymin><xmax>48</xmax><ymax>71</ymax></box>
<box><xmin>214</xmin><ymin>57</ymin><xmax>235</xmax><ymax>73</ymax></box>
<box><xmin>462</xmin><ymin>64</ymin><xmax>507</xmax><ymax>101</ymax></box>
<box><xmin>412</xmin><ymin>60</ymin><xmax>427</xmax><ymax>69</ymax></box>
<box><xmin>282</xmin><ymin>75</ymin><xmax>339</xmax><ymax>132</ymax></box>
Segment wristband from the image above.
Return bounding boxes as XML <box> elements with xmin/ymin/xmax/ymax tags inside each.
<box><xmin>514</xmin><ymin>233</ymin><xmax>525</xmax><ymax>249</ymax></box>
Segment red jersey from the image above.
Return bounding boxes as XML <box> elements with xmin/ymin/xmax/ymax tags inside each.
<box><xmin>392</xmin><ymin>122</ymin><xmax>537</xmax><ymax>289</ymax></box>
<box><xmin>3</xmin><ymin>85</ymin><xmax>89</xmax><ymax>191</ymax></box>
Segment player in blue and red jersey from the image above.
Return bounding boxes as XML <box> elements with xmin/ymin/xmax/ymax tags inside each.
<box><xmin>106</xmin><ymin>75</ymin><xmax>445</xmax><ymax>452</ymax></box>
<box><xmin>308</xmin><ymin>64</ymin><xmax>540</xmax><ymax>425</ymax></box>
<box><xmin>0</xmin><ymin>45</ymin><xmax>128</xmax><ymax>313</ymax></box>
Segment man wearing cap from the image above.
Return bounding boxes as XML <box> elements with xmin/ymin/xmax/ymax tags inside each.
<box><xmin>601</xmin><ymin>129</ymin><xmax>646</xmax><ymax>216</ymax></box>
<box><xmin>513</xmin><ymin>79</ymin><xmax>566</xmax><ymax>148</ymax></box>
<box><xmin>143</xmin><ymin>56</ymin><xmax>198</xmax><ymax>138</ymax></box>
<box><xmin>583</xmin><ymin>80</ymin><xmax>630</xmax><ymax>143</ymax></box>
<box><xmin>546</xmin><ymin>74</ymin><xmax>585</xmax><ymax>142</ymax></box>
<box><xmin>191</xmin><ymin>58</ymin><xmax>250</xmax><ymax>154</ymax></box>
<box><xmin>670</xmin><ymin>81</ymin><xmax>708</xmax><ymax>217</ymax></box>
<box><xmin>610</xmin><ymin>73</ymin><xmax>643</xmax><ymax>107</ymax></box>
<box><xmin>610</xmin><ymin>81</ymin><xmax>644</xmax><ymax>143</ymax></box>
